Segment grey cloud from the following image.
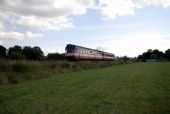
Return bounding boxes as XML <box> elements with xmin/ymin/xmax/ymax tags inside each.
<box><xmin>0</xmin><ymin>0</ymin><xmax>94</xmax><ymax>17</ymax></box>
<box><xmin>0</xmin><ymin>0</ymin><xmax>95</xmax><ymax>33</ymax></box>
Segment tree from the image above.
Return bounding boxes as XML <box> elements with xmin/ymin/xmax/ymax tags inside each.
<box><xmin>152</xmin><ymin>49</ymin><xmax>164</xmax><ymax>59</ymax></box>
<box><xmin>122</xmin><ymin>56</ymin><xmax>129</xmax><ymax>63</ymax></box>
<box><xmin>8</xmin><ymin>45</ymin><xmax>44</xmax><ymax>60</ymax></box>
<box><xmin>32</xmin><ymin>46</ymin><xmax>44</xmax><ymax>60</ymax></box>
<box><xmin>47</xmin><ymin>53</ymin><xmax>65</xmax><ymax>60</ymax></box>
<box><xmin>165</xmin><ymin>49</ymin><xmax>170</xmax><ymax>60</ymax></box>
<box><xmin>0</xmin><ymin>45</ymin><xmax>6</xmax><ymax>58</ymax></box>
<box><xmin>23</xmin><ymin>46</ymin><xmax>44</xmax><ymax>60</ymax></box>
<box><xmin>142</xmin><ymin>52</ymin><xmax>151</xmax><ymax>59</ymax></box>
<box><xmin>137</xmin><ymin>49</ymin><xmax>170</xmax><ymax>62</ymax></box>
<box><xmin>150</xmin><ymin>54</ymin><xmax>157</xmax><ymax>59</ymax></box>
<box><xmin>137</xmin><ymin>55</ymin><xmax>143</xmax><ymax>61</ymax></box>
<box><xmin>23</xmin><ymin>46</ymin><xmax>33</xmax><ymax>60</ymax></box>
<box><xmin>8</xmin><ymin>45</ymin><xmax>23</xmax><ymax>57</ymax></box>
<box><xmin>10</xmin><ymin>52</ymin><xmax>25</xmax><ymax>60</ymax></box>
<box><xmin>147</xmin><ymin>49</ymin><xmax>153</xmax><ymax>53</ymax></box>
<box><xmin>140</xmin><ymin>49</ymin><xmax>164</xmax><ymax>60</ymax></box>
<box><xmin>8</xmin><ymin>45</ymin><xmax>24</xmax><ymax>60</ymax></box>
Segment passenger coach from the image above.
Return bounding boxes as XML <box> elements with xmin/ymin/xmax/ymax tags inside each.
<box><xmin>65</xmin><ymin>44</ymin><xmax>115</xmax><ymax>61</ymax></box>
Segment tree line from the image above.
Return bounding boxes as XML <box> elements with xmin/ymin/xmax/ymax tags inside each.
<box><xmin>1</xmin><ymin>45</ymin><xmax>170</xmax><ymax>61</ymax></box>
<box><xmin>137</xmin><ymin>49</ymin><xmax>170</xmax><ymax>61</ymax></box>
<box><xmin>0</xmin><ymin>45</ymin><xmax>64</xmax><ymax>60</ymax></box>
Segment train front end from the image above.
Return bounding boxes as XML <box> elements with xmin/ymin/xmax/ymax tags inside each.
<box><xmin>65</xmin><ymin>44</ymin><xmax>79</xmax><ymax>60</ymax></box>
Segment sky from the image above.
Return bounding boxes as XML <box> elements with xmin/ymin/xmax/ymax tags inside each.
<box><xmin>0</xmin><ymin>0</ymin><xmax>170</xmax><ymax>57</ymax></box>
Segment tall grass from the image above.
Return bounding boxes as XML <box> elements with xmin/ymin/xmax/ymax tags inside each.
<box><xmin>0</xmin><ymin>60</ymin><xmax>121</xmax><ymax>85</ymax></box>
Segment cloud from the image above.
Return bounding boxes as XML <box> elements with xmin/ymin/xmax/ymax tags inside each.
<box><xmin>0</xmin><ymin>22</ymin><xmax>4</xmax><ymax>31</ymax></box>
<box><xmin>0</xmin><ymin>10</ymin><xmax>9</xmax><ymax>21</ymax></box>
<box><xmin>26</xmin><ymin>31</ymin><xmax>43</xmax><ymax>39</ymax></box>
<box><xmin>17</xmin><ymin>15</ymin><xmax>73</xmax><ymax>31</ymax></box>
<box><xmin>0</xmin><ymin>0</ymin><xmax>95</xmax><ymax>31</ymax></box>
<box><xmin>0</xmin><ymin>0</ymin><xmax>170</xmax><ymax>47</ymax></box>
<box><xmin>136</xmin><ymin>0</ymin><xmax>170</xmax><ymax>8</ymax></box>
<box><xmin>99</xmin><ymin>0</ymin><xmax>137</xmax><ymax>20</ymax></box>
<box><xmin>0</xmin><ymin>30</ymin><xmax>44</xmax><ymax>41</ymax></box>
<box><xmin>0</xmin><ymin>21</ymin><xmax>25</xmax><ymax>40</ymax></box>
<box><xmin>0</xmin><ymin>40</ymin><xmax>2</xmax><ymax>45</ymax></box>
<box><xmin>0</xmin><ymin>0</ymin><xmax>97</xmax><ymax>42</ymax></box>
<box><xmin>98</xmin><ymin>0</ymin><xmax>170</xmax><ymax>20</ymax></box>
<box><xmin>0</xmin><ymin>0</ymin><xmax>170</xmax><ymax>32</ymax></box>
<box><xmin>1</xmin><ymin>0</ymin><xmax>170</xmax><ymax>32</ymax></box>
<box><xmin>96</xmin><ymin>46</ymin><xmax>106</xmax><ymax>51</ymax></box>
<box><xmin>0</xmin><ymin>31</ymin><xmax>25</xmax><ymax>40</ymax></box>
<box><xmin>165</xmin><ymin>36</ymin><xmax>170</xmax><ymax>40</ymax></box>
<box><xmin>0</xmin><ymin>0</ymin><xmax>95</xmax><ymax>17</ymax></box>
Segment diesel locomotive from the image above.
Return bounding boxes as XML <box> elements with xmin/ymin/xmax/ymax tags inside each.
<box><xmin>65</xmin><ymin>44</ymin><xmax>115</xmax><ymax>61</ymax></box>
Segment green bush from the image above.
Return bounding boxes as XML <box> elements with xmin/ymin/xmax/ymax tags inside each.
<box><xmin>0</xmin><ymin>61</ymin><xmax>9</xmax><ymax>72</ymax></box>
<box><xmin>46</xmin><ymin>62</ymin><xmax>58</xmax><ymax>69</ymax></box>
<box><xmin>61</xmin><ymin>62</ymin><xmax>71</xmax><ymax>69</ymax></box>
<box><xmin>10</xmin><ymin>52</ymin><xmax>25</xmax><ymax>60</ymax></box>
<box><xmin>11</xmin><ymin>62</ymin><xmax>29</xmax><ymax>72</ymax></box>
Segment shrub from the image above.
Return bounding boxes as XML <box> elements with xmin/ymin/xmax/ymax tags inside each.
<box><xmin>11</xmin><ymin>62</ymin><xmax>29</xmax><ymax>72</ymax></box>
<box><xmin>47</xmin><ymin>53</ymin><xmax>65</xmax><ymax>60</ymax></box>
<box><xmin>69</xmin><ymin>62</ymin><xmax>81</xmax><ymax>71</ymax></box>
<box><xmin>10</xmin><ymin>52</ymin><xmax>25</xmax><ymax>60</ymax></box>
<box><xmin>46</xmin><ymin>62</ymin><xmax>58</xmax><ymax>69</ymax></box>
<box><xmin>61</xmin><ymin>62</ymin><xmax>71</xmax><ymax>69</ymax></box>
<box><xmin>0</xmin><ymin>45</ymin><xmax>7</xmax><ymax>58</ymax></box>
<box><xmin>0</xmin><ymin>60</ymin><xmax>9</xmax><ymax>72</ymax></box>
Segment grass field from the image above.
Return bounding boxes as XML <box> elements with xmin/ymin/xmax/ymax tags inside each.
<box><xmin>0</xmin><ymin>62</ymin><xmax>170</xmax><ymax>114</ymax></box>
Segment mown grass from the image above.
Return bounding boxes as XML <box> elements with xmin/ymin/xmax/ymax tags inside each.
<box><xmin>0</xmin><ymin>62</ymin><xmax>170</xmax><ymax>114</ymax></box>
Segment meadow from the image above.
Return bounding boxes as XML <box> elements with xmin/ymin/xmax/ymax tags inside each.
<box><xmin>0</xmin><ymin>62</ymin><xmax>170</xmax><ymax>114</ymax></box>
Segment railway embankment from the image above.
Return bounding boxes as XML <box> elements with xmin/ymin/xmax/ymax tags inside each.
<box><xmin>0</xmin><ymin>60</ymin><xmax>131</xmax><ymax>85</ymax></box>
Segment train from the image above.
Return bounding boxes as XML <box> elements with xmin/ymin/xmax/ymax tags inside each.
<box><xmin>65</xmin><ymin>44</ymin><xmax>115</xmax><ymax>61</ymax></box>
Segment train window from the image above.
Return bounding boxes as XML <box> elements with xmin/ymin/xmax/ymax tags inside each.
<box><xmin>66</xmin><ymin>47</ymin><xmax>75</xmax><ymax>53</ymax></box>
<box><xmin>76</xmin><ymin>48</ymin><xmax>79</xmax><ymax>53</ymax></box>
<box><xmin>79</xmin><ymin>49</ymin><xmax>82</xmax><ymax>54</ymax></box>
<box><xmin>75</xmin><ymin>49</ymin><xmax>78</xmax><ymax>53</ymax></box>
<box><xmin>80</xmin><ymin>49</ymin><xmax>84</xmax><ymax>54</ymax></box>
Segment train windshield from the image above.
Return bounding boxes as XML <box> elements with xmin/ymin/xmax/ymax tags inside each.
<box><xmin>65</xmin><ymin>45</ymin><xmax>76</xmax><ymax>53</ymax></box>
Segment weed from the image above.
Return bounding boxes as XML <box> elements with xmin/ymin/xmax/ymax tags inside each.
<box><xmin>11</xmin><ymin>62</ymin><xmax>29</xmax><ymax>72</ymax></box>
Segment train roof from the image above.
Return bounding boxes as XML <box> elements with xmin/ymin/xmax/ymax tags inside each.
<box><xmin>66</xmin><ymin>44</ymin><xmax>115</xmax><ymax>56</ymax></box>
